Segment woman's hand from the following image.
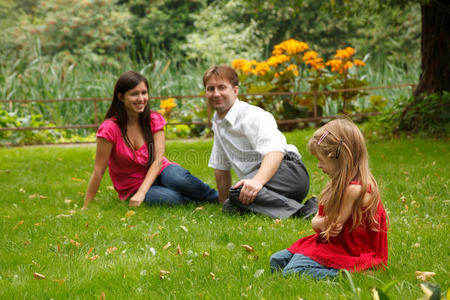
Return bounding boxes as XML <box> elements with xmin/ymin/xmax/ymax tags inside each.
<box><xmin>129</xmin><ymin>190</ymin><xmax>146</xmax><ymax>207</ymax></box>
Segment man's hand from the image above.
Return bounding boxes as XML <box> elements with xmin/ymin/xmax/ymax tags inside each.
<box><xmin>129</xmin><ymin>191</ymin><xmax>145</xmax><ymax>207</ymax></box>
<box><xmin>233</xmin><ymin>179</ymin><xmax>263</xmax><ymax>205</ymax></box>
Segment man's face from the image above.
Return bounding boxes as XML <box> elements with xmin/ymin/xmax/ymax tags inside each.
<box><xmin>205</xmin><ymin>75</ymin><xmax>238</xmax><ymax>118</ymax></box>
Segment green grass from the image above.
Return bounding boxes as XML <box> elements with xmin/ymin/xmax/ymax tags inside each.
<box><xmin>0</xmin><ymin>130</ymin><xmax>448</xmax><ymax>299</ymax></box>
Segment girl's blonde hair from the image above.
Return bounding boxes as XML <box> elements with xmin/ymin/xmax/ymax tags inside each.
<box><xmin>308</xmin><ymin>118</ymin><xmax>380</xmax><ymax>240</ymax></box>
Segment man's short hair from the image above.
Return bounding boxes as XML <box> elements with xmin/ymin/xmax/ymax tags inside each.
<box><xmin>203</xmin><ymin>65</ymin><xmax>239</xmax><ymax>87</ymax></box>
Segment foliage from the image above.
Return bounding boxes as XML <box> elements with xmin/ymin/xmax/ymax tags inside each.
<box><xmin>123</xmin><ymin>0</ymin><xmax>206</xmax><ymax>60</ymax></box>
<box><xmin>0</xmin><ymin>133</ymin><xmax>449</xmax><ymax>298</ymax></box>
<box><xmin>10</xmin><ymin>0</ymin><xmax>132</xmax><ymax>68</ymax></box>
<box><xmin>182</xmin><ymin>0</ymin><xmax>265</xmax><ymax>64</ymax></box>
<box><xmin>398</xmin><ymin>91</ymin><xmax>450</xmax><ymax>135</ymax></box>
<box><xmin>0</xmin><ymin>109</ymin><xmax>62</xmax><ymax>145</ymax></box>
<box><xmin>233</xmin><ymin>39</ymin><xmax>369</xmax><ymax>120</ymax></box>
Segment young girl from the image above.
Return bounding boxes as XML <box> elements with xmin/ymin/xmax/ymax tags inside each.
<box><xmin>270</xmin><ymin>119</ymin><xmax>388</xmax><ymax>279</ymax></box>
<box><xmin>83</xmin><ymin>71</ymin><xmax>218</xmax><ymax>208</ymax></box>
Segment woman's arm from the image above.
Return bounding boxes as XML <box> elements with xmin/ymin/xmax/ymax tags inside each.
<box><xmin>83</xmin><ymin>138</ymin><xmax>113</xmax><ymax>209</ymax></box>
<box><xmin>129</xmin><ymin>130</ymin><xmax>165</xmax><ymax>207</ymax></box>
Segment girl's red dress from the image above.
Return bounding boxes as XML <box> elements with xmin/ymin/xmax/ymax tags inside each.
<box><xmin>288</xmin><ymin>183</ymin><xmax>388</xmax><ymax>271</ymax></box>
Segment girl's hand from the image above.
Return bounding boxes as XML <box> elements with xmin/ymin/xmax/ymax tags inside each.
<box><xmin>329</xmin><ymin>222</ymin><xmax>343</xmax><ymax>237</ymax></box>
<box><xmin>129</xmin><ymin>191</ymin><xmax>145</xmax><ymax>207</ymax></box>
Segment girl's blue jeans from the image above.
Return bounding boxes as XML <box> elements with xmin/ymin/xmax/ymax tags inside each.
<box><xmin>144</xmin><ymin>164</ymin><xmax>218</xmax><ymax>205</ymax></box>
<box><xmin>270</xmin><ymin>249</ymin><xmax>339</xmax><ymax>279</ymax></box>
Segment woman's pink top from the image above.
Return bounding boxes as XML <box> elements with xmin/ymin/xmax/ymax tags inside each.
<box><xmin>287</xmin><ymin>182</ymin><xmax>388</xmax><ymax>271</ymax></box>
<box><xmin>96</xmin><ymin>112</ymin><xmax>176</xmax><ymax>200</ymax></box>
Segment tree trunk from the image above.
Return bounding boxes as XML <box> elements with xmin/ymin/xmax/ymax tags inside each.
<box><xmin>414</xmin><ymin>1</ymin><xmax>450</xmax><ymax>96</ymax></box>
<box><xmin>399</xmin><ymin>1</ymin><xmax>450</xmax><ymax>132</ymax></box>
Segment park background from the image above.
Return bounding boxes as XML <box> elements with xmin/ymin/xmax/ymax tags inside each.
<box><xmin>0</xmin><ymin>0</ymin><xmax>449</xmax><ymax>299</ymax></box>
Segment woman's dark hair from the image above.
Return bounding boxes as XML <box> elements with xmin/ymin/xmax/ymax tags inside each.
<box><xmin>105</xmin><ymin>71</ymin><xmax>154</xmax><ymax>165</ymax></box>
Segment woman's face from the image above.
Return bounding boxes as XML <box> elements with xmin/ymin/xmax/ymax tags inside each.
<box><xmin>119</xmin><ymin>81</ymin><xmax>148</xmax><ymax>117</ymax></box>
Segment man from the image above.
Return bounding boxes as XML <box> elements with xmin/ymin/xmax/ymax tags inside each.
<box><xmin>204</xmin><ymin>65</ymin><xmax>316</xmax><ymax>219</ymax></box>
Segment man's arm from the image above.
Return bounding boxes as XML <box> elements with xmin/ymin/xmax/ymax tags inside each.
<box><xmin>233</xmin><ymin>151</ymin><xmax>284</xmax><ymax>205</ymax></box>
<box><xmin>215</xmin><ymin>169</ymin><xmax>232</xmax><ymax>204</ymax></box>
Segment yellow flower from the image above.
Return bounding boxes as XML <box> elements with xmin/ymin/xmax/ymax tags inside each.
<box><xmin>343</xmin><ymin>61</ymin><xmax>353</xmax><ymax>70</ymax></box>
<box><xmin>354</xmin><ymin>59</ymin><xmax>366</xmax><ymax>66</ymax></box>
<box><xmin>267</xmin><ymin>54</ymin><xmax>291</xmax><ymax>67</ymax></box>
<box><xmin>302</xmin><ymin>51</ymin><xmax>318</xmax><ymax>61</ymax></box>
<box><xmin>254</xmin><ymin>62</ymin><xmax>270</xmax><ymax>76</ymax></box>
<box><xmin>284</xmin><ymin>64</ymin><xmax>299</xmax><ymax>76</ymax></box>
<box><xmin>272</xmin><ymin>39</ymin><xmax>309</xmax><ymax>55</ymax></box>
<box><xmin>232</xmin><ymin>59</ymin><xmax>247</xmax><ymax>71</ymax></box>
<box><xmin>326</xmin><ymin>59</ymin><xmax>343</xmax><ymax>73</ymax></box>
<box><xmin>159</xmin><ymin>98</ymin><xmax>176</xmax><ymax>116</ymax></box>
<box><xmin>306</xmin><ymin>57</ymin><xmax>324</xmax><ymax>70</ymax></box>
<box><xmin>334</xmin><ymin>47</ymin><xmax>355</xmax><ymax>60</ymax></box>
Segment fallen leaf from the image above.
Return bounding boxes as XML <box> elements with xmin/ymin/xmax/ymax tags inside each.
<box><xmin>176</xmin><ymin>245</ymin><xmax>182</xmax><ymax>255</ymax></box>
<box><xmin>210</xmin><ymin>272</ymin><xmax>216</xmax><ymax>280</ymax></box>
<box><xmin>121</xmin><ymin>249</ymin><xmax>127</xmax><ymax>254</ymax></box>
<box><xmin>413</xmin><ymin>243</ymin><xmax>420</xmax><ymax>248</ymax></box>
<box><xmin>159</xmin><ymin>270</ymin><xmax>170</xmax><ymax>279</ymax></box>
<box><xmin>70</xmin><ymin>239</ymin><xmax>82</xmax><ymax>247</ymax></box>
<box><xmin>254</xmin><ymin>269</ymin><xmax>264</xmax><ymax>278</ymax></box>
<box><xmin>241</xmin><ymin>244</ymin><xmax>255</xmax><ymax>252</ymax></box>
<box><xmin>106</xmin><ymin>186</ymin><xmax>115</xmax><ymax>190</ymax></box>
<box><xmin>149</xmin><ymin>232</ymin><xmax>160</xmax><ymax>239</ymax></box>
<box><xmin>34</xmin><ymin>223</ymin><xmax>42</xmax><ymax>226</ymax></box>
<box><xmin>195</xmin><ymin>206</ymin><xmax>205</xmax><ymax>211</ymax></box>
<box><xmin>71</xmin><ymin>177</ymin><xmax>84</xmax><ymax>182</ymax></box>
<box><xmin>415</xmin><ymin>271</ymin><xmax>436</xmax><ymax>281</ymax></box>
<box><xmin>100</xmin><ymin>292</ymin><xmax>106</xmax><ymax>300</ymax></box>
<box><xmin>203</xmin><ymin>251</ymin><xmax>210</xmax><ymax>257</ymax></box>
<box><xmin>162</xmin><ymin>242</ymin><xmax>172</xmax><ymax>250</ymax></box>
<box><xmin>180</xmin><ymin>225</ymin><xmax>188</xmax><ymax>232</ymax></box>
<box><xmin>125</xmin><ymin>210</ymin><xmax>135</xmax><ymax>218</ymax></box>
<box><xmin>89</xmin><ymin>255</ymin><xmax>99</xmax><ymax>261</ymax></box>
<box><xmin>34</xmin><ymin>272</ymin><xmax>46</xmax><ymax>279</ymax></box>
<box><xmin>56</xmin><ymin>214</ymin><xmax>72</xmax><ymax>218</ymax></box>
<box><xmin>64</xmin><ymin>199</ymin><xmax>72</xmax><ymax>204</ymax></box>
<box><xmin>54</xmin><ymin>279</ymin><xmax>65</xmax><ymax>285</ymax></box>
<box><xmin>107</xmin><ymin>247</ymin><xmax>118</xmax><ymax>254</ymax></box>
<box><xmin>39</xmin><ymin>195</ymin><xmax>48</xmax><ymax>199</ymax></box>
<box><xmin>157</xmin><ymin>224</ymin><xmax>165</xmax><ymax>231</ymax></box>
<box><xmin>29</xmin><ymin>194</ymin><xmax>38</xmax><ymax>199</ymax></box>
<box><xmin>19</xmin><ymin>188</ymin><xmax>25</xmax><ymax>193</ymax></box>
<box><xmin>274</xmin><ymin>219</ymin><xmax>281</xmax><ymax>225</ymax></box>
<box><xmin>13</xmin><ymin>220</ymin><xmax>24</xmax><ymax>230</ymax></box>
<box><xmin>85</xmin><ymin>248</ymin><xmax>94</xmax><ymax>258</ymax></box>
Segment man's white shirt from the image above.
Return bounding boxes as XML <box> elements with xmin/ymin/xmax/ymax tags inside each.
<box><xmin>208</xmin><ymin>99</ymin><xmax>300</xmax><ymax>179</ymax></box>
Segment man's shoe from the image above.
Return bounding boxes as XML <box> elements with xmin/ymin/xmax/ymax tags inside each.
<box><xmin>294</xmin><ymin>196</ymin><xmax>318</xmax><ymax>219</ymax></box>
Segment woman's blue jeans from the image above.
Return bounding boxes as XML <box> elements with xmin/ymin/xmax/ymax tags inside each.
<box><xmin>270</xmin><ymin>249</ymin><xmax>339</xmax><ymax>279</ymax></box>
<box><xmin>144</xmin><ymin>164</ymin><xmax>218</xmax><ymax>206</ymax></box>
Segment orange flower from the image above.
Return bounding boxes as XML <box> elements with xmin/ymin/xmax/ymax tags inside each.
<box><xmin>267</xmin><ymin>54</ymin><xmax>291</xmax><ymax>67</ymax></box>
<box><xmin>326</xmin><ymin>59</ymin><xmax>343</xmax><ymax>72</ymax></box>
<box><xmin>334</xmin><ymin>47</ymin><xmax>355</xmax><ymax>60</ymax></box>
<box><xmin>302</xmin><ymin>51</ymin><xmax>318</xmax><ymax>61</ymax></box>
<box><xmin>343</xmin><ymin>61</ymin><xmax>353</xmax><ymax>70</ymax></box>
<box><xmin>272</xmin><ymin>39</ymin><xmax>308</xmax><ymax>55</ymax></box>
<box><xmin>354</xmin><ymin>59</ymin><xmax>366</xmax><ymax>66</ymax></box>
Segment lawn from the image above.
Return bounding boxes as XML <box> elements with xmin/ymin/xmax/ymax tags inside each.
<box><xmin>0</xmin><ymin>130</ymin><xmax>448</xmax><ymax>299</ymax></box>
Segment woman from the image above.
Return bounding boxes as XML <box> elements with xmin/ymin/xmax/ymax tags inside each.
<box><xmin>83</xmin><ymin>71</ymin><xmax>218</xmax><ymax>208</ymax></box>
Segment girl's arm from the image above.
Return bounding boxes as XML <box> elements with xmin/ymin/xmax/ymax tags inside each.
<box><xmin>129</xmin><ymin>130</ymin><xmax>165</xmax><ymax>207</ymax></box>
<box><xmin>328</xmin><ymin>184</ymin><xmax>361</xmax><ymax>237</ymax></box>
<box><xmin>311</xmin><ymin>212</ymin><xmax>326</xmax><ymax>233</ymax></box>
<box><xmin>83</xmin><ymin>138</ymin><xmax>113</xmax><ymax>209</ymax></box>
